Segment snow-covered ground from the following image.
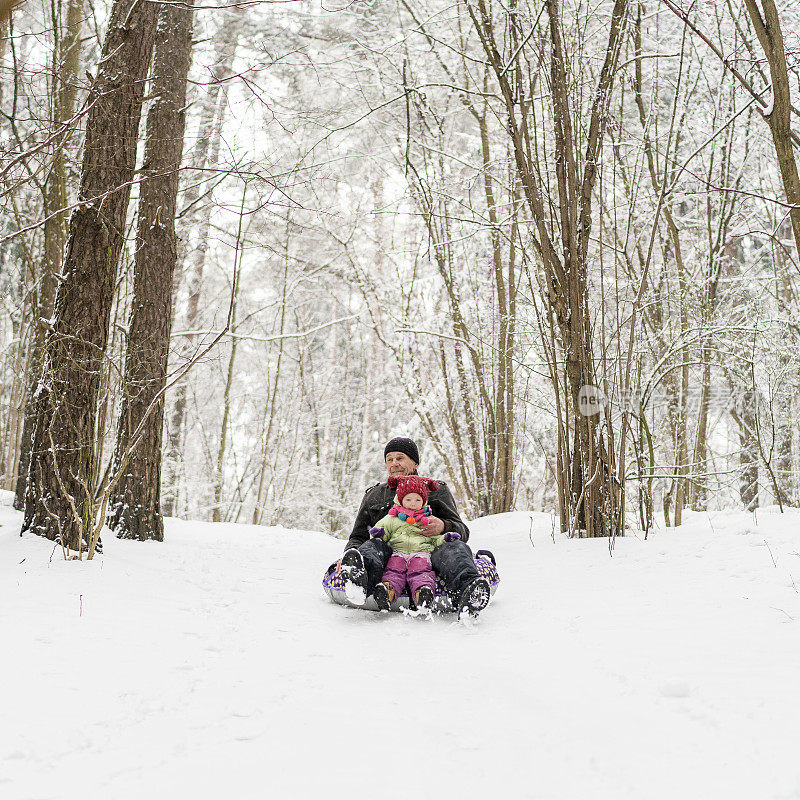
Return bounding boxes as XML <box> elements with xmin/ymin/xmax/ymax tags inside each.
<box><xmin>2</xmin><ymin>489</ymin><xmax>799</xmax><ymax>800</ymax></box>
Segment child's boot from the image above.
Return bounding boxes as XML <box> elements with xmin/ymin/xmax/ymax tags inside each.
<box><xmin>373</xmin><ymin>582</ymin><xmax>396</xmax><ymax>612</ymax></box>
<box><xmin>413</xmin><ymin>586</ymin><xmax>434</xmax><ymax>611</ymax></box>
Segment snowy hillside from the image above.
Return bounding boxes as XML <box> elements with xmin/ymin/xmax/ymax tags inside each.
<box><xmin>2</xmin><ymin>490</ymin><xmax>799</xmax><ymax>800</ymax></box>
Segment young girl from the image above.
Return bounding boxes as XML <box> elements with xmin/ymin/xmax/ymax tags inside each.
<box><xmin>369</xmin><ymin>475</ymin><xmax>460</xmax><ymax>611</ymax></box>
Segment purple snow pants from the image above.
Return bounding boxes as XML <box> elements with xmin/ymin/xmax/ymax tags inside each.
<box><xmin>381</xmin><ymin>552</ymin><xmax>436</xmax><ymax>598</ymax></box>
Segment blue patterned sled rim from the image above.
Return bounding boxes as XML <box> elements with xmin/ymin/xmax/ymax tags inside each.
<box><xmin>322</xmin><ymin>550</ymin><xmax>500</xmax><ymax>612</ymax></box>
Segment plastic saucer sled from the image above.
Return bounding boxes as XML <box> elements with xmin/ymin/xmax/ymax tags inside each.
<box><xmin>322</xmin><ymin>550</ymin><xmax>500</xmax><ymax>612</ymax></box>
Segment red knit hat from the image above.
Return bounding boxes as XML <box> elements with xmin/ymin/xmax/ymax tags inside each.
<box><xmin>388</xmin><ymin>475</ymin><xmax>440</xmax><ymax>506</ymax></box>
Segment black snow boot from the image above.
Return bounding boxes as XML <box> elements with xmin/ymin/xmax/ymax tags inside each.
<box><xmin>414</xmin><ymin>586</ymin><xmax>434</xmax><ymax>612</ymax></box>
<box><xmin>456</xmin><ymin>576</ymin><xmax>490</xmax><ymax>619</ymax></box>
<box><xmin>373</xmin><ymin>582</ymin><xmax>395</xmax><ymax>612</ymax></box>
<box><xmin>341</xmin><ymin>549</ymin><xmax>369</xmax><ymax>606</ymax></box>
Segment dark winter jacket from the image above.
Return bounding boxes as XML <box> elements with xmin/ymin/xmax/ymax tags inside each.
<box><xmin>344</xmin><ymin>479</ymin><xmax>470</xmax><ymax>553</ymax></box>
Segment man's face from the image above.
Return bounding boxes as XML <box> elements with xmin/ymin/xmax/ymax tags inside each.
<box><xmin>385</xmin><ymin>451</ymin><xmax>417</xmax><ymax>477</ymax></box>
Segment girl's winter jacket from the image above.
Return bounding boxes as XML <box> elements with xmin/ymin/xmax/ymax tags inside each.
<box><xmin>371</xmin><ymin>510</ymin><xmax>447</xmax><ymax>554</ymax></box>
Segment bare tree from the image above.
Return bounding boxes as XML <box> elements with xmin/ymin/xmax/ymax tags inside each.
<box><xmin>661</xmin><ymin>0</ymin><xmax>800</xmax><ymax>259</ymax></box>
<box><xmin>108</xmin><ymin>1</ymin><xmax>195</xmax><ymax>541</ymax></box>
<box><xmin>163</xmin><ymin>9</ymin><xmax>243</xmax><ymax>518</ymax></box>
<box><xmin>13</xmin><ymin>0</ymin><xmax>83</xmax><ymax>509</ymax></box>
<box><xmin>741</xmin><ymin>0</ymin><xmax>800</xmax><ymax>261</ymax></box>
<box><xmin>21</xmin><ymin>0</ymin><xmax>159</xmax><ymax>552</ymax></box>
<box><xmin>466</xmin><ymin>0</ymin><xmax>629</xmax><ymax>536</ymax></box>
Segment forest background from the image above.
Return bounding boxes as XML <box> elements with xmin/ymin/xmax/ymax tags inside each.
<box><xmin>1</xmin><ymin>0</ymin><xmax>799</xmax><ymax>551</ymax></box>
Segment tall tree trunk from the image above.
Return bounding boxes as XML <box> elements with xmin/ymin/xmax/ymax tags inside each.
<box><xmin>0</xmin><ymin>3</ymin><xmax>13</xmax><ymax>108</ymax></box>
<box><xmin>0</xmin><ymin>13</ymin><xmax>8</xmax><ymax>108</ymax></box>
<box><xmin>691</xmin><ymin>355</ymin><xmax>711</xmax><ymax>510</ymax></box>
<box><xmin>2</xmin><ymin>317</ymin><xmax>26</xmax><ymax>490</ymax></box>
<box><xmin>162</xmin><ymin>11</ymin><xmax>241</xmax><ymax>517</ymax></box>
<box><xmin>774</xmin><ymin>224</ymin><xmax>795</xmax><ymax>506</ymax></box>
<box><xmin>252</xmin><ymin>220</ymin><xmax>290</xmax><ymax>526</ymax></box>
<box><xmin>13</xmin><ymin>0</ymin><xmax>83</xmax><ymax>509</ymax></box>
<box><xmin>730</xmin><ymin>388</ymin><xmax>759</xmax><ymax>511</ymax></box>
<box><xmin>212</xmin><ymin>296</ymin><xmax>240</xmax><ymax>524</ymax></box>
<box><xmin>672</xmin><ymin>241</ymin><xmax>690</xmax><ymax>526</ymax></box>
<box><xmin>742</xmin><ymin>0</ymin><xmax>800</xmax><ymax>258</ymax></box>
<box><xmin>21</xmin><ymin>0</ymin><xmax>159</xmax><ymax>551</ymax></box>
<box><xmin>630</xmin><ymin>10</ymin><xmax>691</xmax><ymax>525</ymax></box>
<box><xmin>479</xmin><ymin>105</ymin><xmax>517</xmax><ymax>514</ymax></box>
<box><xmin>108</xmin><ymin>1</ymin><xmax>195</xmax><ymax>541</ymax></box>
<box><xmin>211</xmin><ymin>189</ymin><xmax>245</xmax><ymax>524</ymax></box>
<box><xmin>499</xmin><ymin>190</ymin><xmax>518</xmax><ymax>512</ymax></box>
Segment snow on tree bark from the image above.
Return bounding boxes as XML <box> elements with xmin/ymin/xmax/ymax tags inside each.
<box><xmin>107</xmin><ymin>1</ymin><xmax>195</xmax><ymax>542</ymax></box>
<box><xmin>14</xmin><ymin>0</ymin><xmax>84</xmax><ymax>511</ymax></box>
<box><xmin>21</xmin><ymin>0</ymin><xmax>159</xmax><ymax>552</ymax></box>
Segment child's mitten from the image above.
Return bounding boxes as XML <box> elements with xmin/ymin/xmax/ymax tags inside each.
<box><xmin>369</xmin><ymin>526</ymin><xmax>386</xmax><ymax>538</ymax></box>
<box><xmin>443</xmin><ymin>531</ymin><xmax>461</xmax><ymax>542</ymax></box>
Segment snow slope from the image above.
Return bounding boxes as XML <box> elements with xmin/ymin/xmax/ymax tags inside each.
<box><xmin>2</xmin><ymin>489</ymin><xmax>799</xmax><ymax>800</ymax></box>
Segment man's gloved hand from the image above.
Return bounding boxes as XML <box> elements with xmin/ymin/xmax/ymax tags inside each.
<box><xmin>369</xmin><ymin>526</ymin><xmax>386</xmax><ymax>538</ymax></box>
<box><xmin>443</xmin><ymin>531</ymin><xmax>461</xmax><ymax>542</ymax></box>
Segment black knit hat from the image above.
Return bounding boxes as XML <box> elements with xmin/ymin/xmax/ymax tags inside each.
<box><xmin>384</xmin><ymin>437</ymin><xmax>420</xmax><ymax>465</ymax></box>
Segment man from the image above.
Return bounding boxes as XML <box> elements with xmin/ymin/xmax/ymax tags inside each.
<box><xmin>338</xmin><ymin>436</ymin><xmax>491</xmax><ymax>617</ymax></box>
